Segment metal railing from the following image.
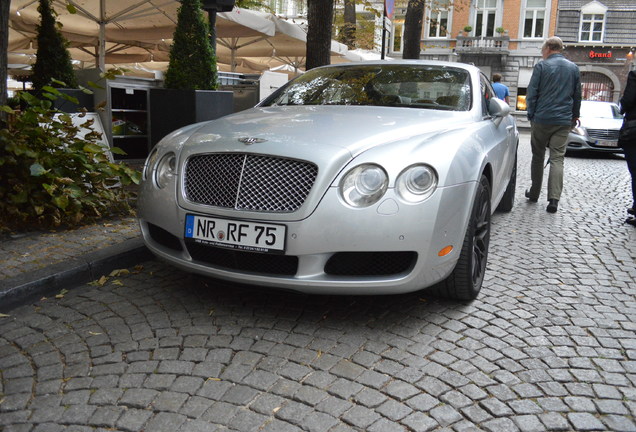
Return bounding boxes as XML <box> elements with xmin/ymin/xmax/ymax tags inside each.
<box><xmin>455</xmin><ymin>35</ymin><xmax>510</xmax><ymax>52</ymax></box>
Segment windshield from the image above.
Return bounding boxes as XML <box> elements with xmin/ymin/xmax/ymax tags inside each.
<box><xmin>580</xmin><ymin>101</ymin><xmax>623</xmax><ymax>119</ymax></box>
<box><xmin>262</xmin><ymin>64</ymin><xmax>472</xmax><ymax>111</ymax></box>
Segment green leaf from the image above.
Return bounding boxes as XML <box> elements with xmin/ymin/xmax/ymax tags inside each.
<box><xmin>83</xmin><ymin>143</ymin><xmax>105</xmax><ymax>154</ymax></box>
<box><xmin>109</xmin><ymin>146</ymin><xmax>127</xmax><ymax>155</ymax></box>
<box><xmin>42</xmin><ymin>183</ymin><xmax>57</xmax><ymax>195</ymax></box>
<box><xmin>0</xmin><ymin>105</ymin><xmax>15</xmax><ymax>114</ymax></box>
<box><xmin>52</xmin><ymin>195</ymin><xmax>69</xmax><ymax>210</ymax></box>
<box><xmin>42</xmin><ymin>85</ymin><xmax>61</xmax><ymax>95</ymax></box>
<box><xmin>30</xmin><ymin>163</ymin><xmax>48</xmax><ymax>176</ymax></box>
<box><xmin>50</xmin><ymin>79</ymin><xmax>68</xmax><ymax>87</ymax></box>
<box><xmin>66</xmin><ymin>3</ymin><xmax>77</xmax><ymax>13</ymax></box>
<box><xmin>78</xmin><ymin>85</ymin><xmax>94</xmax><ymax>95</ymax></box>
<box><xmin>87</xmin><ymin>81</ymin><xmax>105</xmax><ymax>90</ymax></box>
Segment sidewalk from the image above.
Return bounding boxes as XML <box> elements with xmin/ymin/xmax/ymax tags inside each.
<box><xmin>0</xmin><ymin>215</ymin><xmax>152</xmax><ymax>312</ymax></box>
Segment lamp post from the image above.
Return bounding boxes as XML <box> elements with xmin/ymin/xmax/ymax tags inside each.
<box><xmin>201</xmin><ymin>0</ymin><xmax>236</xmax><ymax>55</ymax></box>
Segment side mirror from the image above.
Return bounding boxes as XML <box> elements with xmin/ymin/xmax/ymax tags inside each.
<box><xmin>488</xmin><ymin>97</ymin><xmax>511</xmax><ymax>126</ymax></box>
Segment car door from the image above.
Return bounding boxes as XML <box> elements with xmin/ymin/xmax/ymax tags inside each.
<box><xmin>480</xmin><ymin>73</ymin><xmax>515</xmax><ymax>201</ymax></box>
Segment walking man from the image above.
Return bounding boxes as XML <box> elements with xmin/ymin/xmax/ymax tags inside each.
<box><xmin>492</xmin><ymin>73</ymin><xmax>509</xmax><ymax>104</ymax></box>
<box><xmin>525</xmin><ymin>36</ymin><xmax>581</xmax><ymax>213</ymax></box>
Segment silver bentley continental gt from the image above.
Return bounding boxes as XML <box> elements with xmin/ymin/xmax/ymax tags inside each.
<box><xmin>138</xmin><ymin>60</ymin><xmax>518</xmax><ymax>300</ymax></box>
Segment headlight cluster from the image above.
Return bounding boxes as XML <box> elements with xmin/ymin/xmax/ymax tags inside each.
<box><xmin>571</xmin><ymin>126</ymin><xmax>587</xmax><ymax>137</ymax></box>
<box><xmin>340</xmin><ymin>163</ymin><xmax>438</xmax><ymax>207</ymax></box>
<box><xmin>144</xmin><ymin>150</ymin><xmax>177</xmax><ymax>189</ymax></box>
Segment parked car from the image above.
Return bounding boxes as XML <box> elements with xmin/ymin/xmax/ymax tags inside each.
<box><xmin>567</xmin><ymin>100</ymin><xmax>623</xmax><ymax>153</ymax></box>
<box><xmin>138</xmin><ymin>60</ymin><xmax>518</xmax><ymax>300</ymax></box>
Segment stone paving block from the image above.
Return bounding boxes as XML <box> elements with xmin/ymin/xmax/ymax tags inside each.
<box><xmin>341</xmin><ymin>405</ymin><xmax>381</xmax><ymax>429</ymax></box>
<box><xmin>114</xmin><ymin>408</ymin><xmax>153</xmax><ymax>432</ymax></box>
<box><xmin>375</xmin><ymin>399</ymin><xmax>412</xmax><ymax>421</ymax></box>
<box><xmin>142</xmin><ymin>411</ymin><xmax>187</xmax><ymax>432</ymax></box>
<box><xmin>226</xmin><ymin>408</ymin><xmax>268</xmax><ymax>431</ymax></box>
<box><xmin>567</xmin><ymin>412</ymin><xmax>606</xmax><ymax>431</ymax></box>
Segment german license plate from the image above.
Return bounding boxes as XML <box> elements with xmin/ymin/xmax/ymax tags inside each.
<box><xmin>596</xmin><ymin>140</ymin><xmax>618</xmax><ymax>147</ymax></box>
<box><xmin>185</xmin><ymin>214</ymin><xmax>286</xmax><ymax>253</ymax></box>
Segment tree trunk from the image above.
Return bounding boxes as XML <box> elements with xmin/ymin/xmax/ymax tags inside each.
<box><xmin>0</xmin><ymin>0</ymin><xmax>10</xmax><ymax>110</ymax></box>
<box><xmin>341</xmin><ymin>0</ymin><xmax>356</xmax><ymax>49</ymax></box>
<box><xmin>402</xmin><ymin>0</ymin><xmax>425</xmax><ymax>59</ymax></box>
<box><xmin>306</xmin><ymin>0</ymin><xmax>334</xmax><ymax>70</ymax></box>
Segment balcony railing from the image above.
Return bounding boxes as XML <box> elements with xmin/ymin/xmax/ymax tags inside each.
<box><xmin>455</xmin><ymin>35</ymin><xmax>510</xmax><ymax>53</ymax></box>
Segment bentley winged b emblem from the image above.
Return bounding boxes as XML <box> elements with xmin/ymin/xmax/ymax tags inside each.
<box><xmin>239</xmin><ymin>137</ymin><xmax>267</xmax><ymax>145</ymax></box>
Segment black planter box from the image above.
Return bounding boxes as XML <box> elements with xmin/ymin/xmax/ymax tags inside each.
<box><xmin>149</xmin><ymin>89</ymin><xmax>233</xmax><ymax>147</ymax></box>
<box><xmin>27</xmin><ymin>88</ymin><xmax>94</xmax><ymax>113</ymax></box>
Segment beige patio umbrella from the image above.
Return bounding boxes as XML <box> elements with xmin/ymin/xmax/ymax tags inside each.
<box><xmin>215</xmin><ymin>11</ymin><xmax>348</xmax><ymax>73</ymax></box>
<box><xmin>9</xmin><ymin>0</ymin><xmax>178</xmax><ymax>71</ymax></box>
<box><xmin>8</xmin><ymin>1</ymin><xmax>349</xmax><ymax>77</ymax></box>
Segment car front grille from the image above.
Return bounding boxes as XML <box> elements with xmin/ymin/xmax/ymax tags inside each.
<box><xmin>185</xmin><ymin>243</ymin><xmax>416</xmax><ymax>278</ymax></box>
<box><xmin>184</xmin><ymin>153</ymin><xmax>318</xmax><ymax>212</ymax></box>
<box><xmin>186</xmin><ymin>242</ymin><xmax>299</xmax><ymax>275</ymax></box>
<box><xmin>587</xmin><ymin>128</ymin><xmax>620</xmax><ymax>141</ymax></box>
<box><xmin>325</xmin><ymin>252</ymin><xmax>417</xmax><ymax>276</ymax></box>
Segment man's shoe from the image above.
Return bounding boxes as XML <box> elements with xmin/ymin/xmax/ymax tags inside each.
<box><xmin>525</xmin><ymin>190</ymin><xmax>538</xmax><ymax>203</ymax></box>
<box><xmin>547</xmin><ymin>199</ymin><xmax>559</xmax><ymax>213</ymax></box>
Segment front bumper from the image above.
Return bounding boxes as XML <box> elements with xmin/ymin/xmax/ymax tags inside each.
<box><xmin>137</xmin><ymin>181</ymin><xmax>476</xmax><ymax>295</ymax></box>
<box><xmin>567</xmin><ymin>132</ymin><xmax>622</xmax><ymax>153</ymax></box>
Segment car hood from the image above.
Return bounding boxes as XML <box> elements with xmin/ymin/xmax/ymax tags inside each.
<box><xmin>580</xmin><ymin>117</ymin><xmax>623</xmax><ymax>130</ymax></box>
<box><xmin>175</xmin><ymin>105</ymin><xmax>474</xmax><ymax>220</ymax></box>
<box><xmin>180</xmin><ymin>105</ymin><xmax>472</xmax><ymax>159</ymax></box>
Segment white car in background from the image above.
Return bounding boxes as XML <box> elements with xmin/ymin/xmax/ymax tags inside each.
<box><xmin>567</xmin><ymin>100</ymin><xmax>623</xmax><ymax>153</ymax></box>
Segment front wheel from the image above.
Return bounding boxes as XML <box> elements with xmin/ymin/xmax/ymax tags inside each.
<box><xmin>433</xmin><ymin>175</ymin><xmax>491</xmax><ymax>301</ymax></box>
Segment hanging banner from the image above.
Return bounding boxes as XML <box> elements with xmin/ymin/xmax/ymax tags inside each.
<box><xmin>385</xmin><ymin>0</ymin><xmax>395</xmax><ymax>20</ymax></box>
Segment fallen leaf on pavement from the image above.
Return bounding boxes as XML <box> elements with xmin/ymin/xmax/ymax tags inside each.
<box><xmin>55</xmin><ymin>289</ymin><xmax>68</xmax><ymax>299</ymax></box>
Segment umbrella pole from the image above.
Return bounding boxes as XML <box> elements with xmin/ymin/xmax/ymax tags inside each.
<box><xmin>99</xmin><ymin>0</ymin><xmax>106</xmax><ymax>71</ymax></box>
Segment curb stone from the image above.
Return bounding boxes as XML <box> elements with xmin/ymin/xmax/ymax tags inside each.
<box><xmin>0</xmin><ymin>237</ymin><xmax>152</xmax><ymax>312</ymax></box>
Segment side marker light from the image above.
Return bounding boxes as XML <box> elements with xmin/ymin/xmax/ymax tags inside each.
<box><xmin>438</xmin><ymin>245</ymin><xmax>453</xmax><ymax>257</ymax></box>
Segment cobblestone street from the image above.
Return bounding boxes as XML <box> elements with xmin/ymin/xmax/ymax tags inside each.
<box><xmin>1</xmin><ymin>131</ymin><xmax>636</xmax><ymax>432</ymax></box>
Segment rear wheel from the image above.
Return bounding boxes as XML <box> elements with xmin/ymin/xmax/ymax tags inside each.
<box><xmin>496</xmin><ymin>153</ymin><xmax>516</xmax><ymax>212</ymax></box>
<box><xmin>434</xmin><ymin>175</ymin><xmax>491</xmax><ymax>300</ymax></box>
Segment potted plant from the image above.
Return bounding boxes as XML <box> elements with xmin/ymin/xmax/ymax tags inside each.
<box><xmin>31</xmin><ymin>0</ymin><xmax>93</xmax><ymax>113</ymax></box>
<box><xmin>149</xmin><ymin>0</ymin><xmax>234</xmax><ymax>147</ymax></box>
<box><xmin>496</xmin><ymin>27</ymin><xmax>505</xmax><ymax>35</ymax></box>
<box><xmin>463</xmin><ymin>25</ymin><xmax>473</xmax><ymax>36</ymax></box>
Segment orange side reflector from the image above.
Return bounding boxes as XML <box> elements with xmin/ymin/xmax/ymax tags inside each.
<box><xmin>438</xmin><ymin>245</ymin><xmax>453</xmax><ymax>257</ymax></box>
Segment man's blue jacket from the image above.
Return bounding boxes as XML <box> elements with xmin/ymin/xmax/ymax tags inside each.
<box><xmin>526</xmin><ymin>53</ymin><xmax>582</xmax><ymax>126</ymax></box>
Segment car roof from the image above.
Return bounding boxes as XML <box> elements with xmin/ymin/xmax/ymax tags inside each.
<box><xmin>318</xmin><ymin>60</ymin><xmax>479</xmax><ymax>74</ymax></box>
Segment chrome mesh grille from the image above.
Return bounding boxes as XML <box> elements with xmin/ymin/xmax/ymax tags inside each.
<box><xmin>184</xmin><ymin>153</ymin><xmax>318</xmax><ymax>212</ymax></box>
<box><xmin>587</xmin><ymin>128</ymin><xmax>620</xmax><ymax>141</ymax></box>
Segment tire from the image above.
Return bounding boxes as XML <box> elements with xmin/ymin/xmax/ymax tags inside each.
<box><xmin>496</xmin><ymin>153</ymin><xmax>516</xmax><ymax>213</ymax></box>
<box><xmin>433</xmin><ymin>175</ymin><xmax>491</xmax><ymax>301</ymax></box>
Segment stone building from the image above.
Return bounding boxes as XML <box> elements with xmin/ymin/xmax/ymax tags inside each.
<box><xmin>387</xmin><ymin>0</ymin><xmax>636</xmax><ymax>125</ymax></box>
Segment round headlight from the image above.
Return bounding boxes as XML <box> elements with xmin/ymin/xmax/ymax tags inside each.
<box><xmin>396</xmin><ymin>164</ymin><xmax>438</xmax><ymax>203</ymax></box>
<box><xmin>155</xmin><ymin>152</ymin><xmax>177</xmax><ymax>189</ymax></box>
<box><xmin>143</xmin><ymin>148</ymin><xmax>159</xmax><ymax>181</ymax></box>
<box><xmin>571</xmin><ymin>126</ymin><xmax>586</xmax><ymax>136</ymax></box>
<box><xmin>340</xmin><ymin>164</ymin><xmax>388</xmax><ymax>208</ymax></box>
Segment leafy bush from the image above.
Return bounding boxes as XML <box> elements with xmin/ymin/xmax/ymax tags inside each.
<box><xmin>0</xmin><ymin>87</ymin><xmax>141</xmax><ymax>233</ymax></box>
<box><xmin>31</xmin><ymin>0</ymin><xmax>78</xmax><ymax>90</ymax></box>
<box><xmin>164</xmin><ymin>0</ymin><xmax>218</xmax><ymax>90</ymax></box>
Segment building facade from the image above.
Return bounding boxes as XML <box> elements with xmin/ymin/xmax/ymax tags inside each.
<box><xmin>388</xmin><ymin>0</ymin><xmax>636</xmax><ymax>124</ymax></box>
